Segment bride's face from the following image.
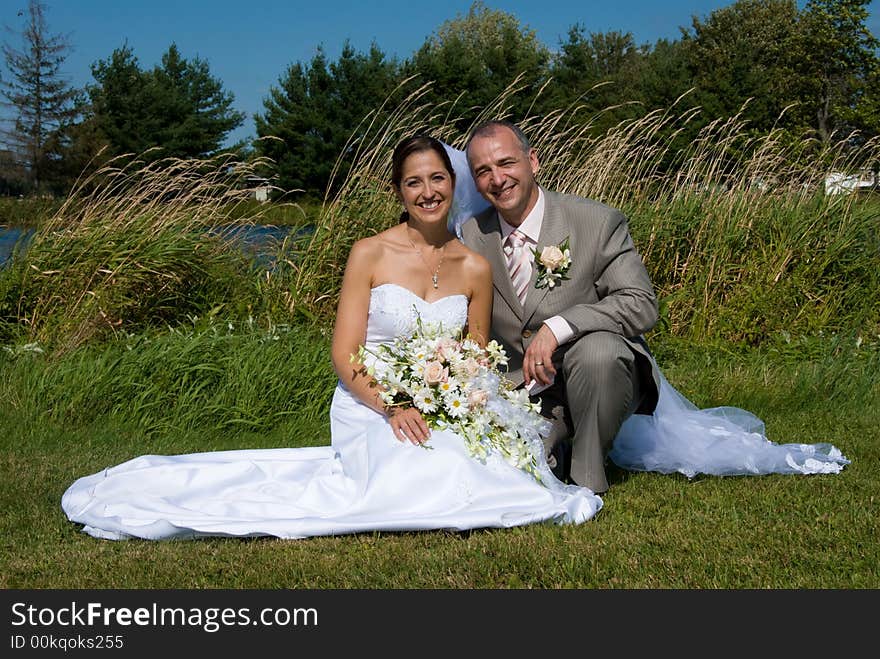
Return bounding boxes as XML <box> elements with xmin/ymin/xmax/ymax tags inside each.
<box><xmin>396</xmin><ymin>150</ymin><xmax>454</xmax><ymax>226</ymax></box>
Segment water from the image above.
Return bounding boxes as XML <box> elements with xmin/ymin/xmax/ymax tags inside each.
<box><xmin>0</xmin><ymin>224</ymin><xmax>306</xmax><ymax>268</ymax></box>
<box><xmin>209</xmin><ymin>224</ymin><xmax>305</xmax><ymax>268</ymax></box>
<box><xmin>0</xmin><ymin>227</ymin><xmax>33</xmax><ymax>265</ymax></box>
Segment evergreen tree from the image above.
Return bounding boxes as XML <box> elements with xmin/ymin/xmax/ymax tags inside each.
<box><xmin>0</xmin><ymin>0</ymin><xmax>80</xmax><ymax>192</ymax></box>
<box><xmin>254</xmin><ymin>42</ymin><xmax>401</xmax><ymax>196</ymax></box>
<box><xmin>88</xmin><ymin>44</ymin><xmax>160</xmax><ymax>157</ymax></box>
<box><xmin>541</xmin><ymin>26</ymin><xmax>645</xmax><ymax>130</ymax></box>
<box><xmin>89</xmin><ymin>43</ymin><xmax>244</xmax><ymax>160</ymax></box>
<box><xmin>151</xmin><ymin>44</ymin><xmax>245</xmax><ymax>157</ymax></box>
<box><xmin>635</xmin><ymin>38</ymin><xmax>693</xmax><ymax>113</ymax></box>
<box><xmin>406</xmin><ymin>1</ymin><xmax>550</xmax><ymax>126</ymax></box>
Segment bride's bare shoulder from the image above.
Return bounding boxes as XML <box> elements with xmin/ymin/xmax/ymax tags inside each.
<box><xmin>349</xmin><ymin>226</ymin><xmax>405</xmax><ymax>261</ymax></box>
<box><xmin>452</xmin><ymin>240</ymin><xmax>490</xmax><ymax>276</ymax></box>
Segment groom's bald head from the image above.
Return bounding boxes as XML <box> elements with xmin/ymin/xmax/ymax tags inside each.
<box><xmin>465</xmin><ymin>120</ymin><xmax>531</xmax><ymax>157</ymax></box>
<box><xmin>464</xmin><ymin>119</ymin><xmax>540</xmax><ymax>226</ymax></box>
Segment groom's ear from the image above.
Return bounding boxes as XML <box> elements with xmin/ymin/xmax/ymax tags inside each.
<box><xmin>528</xmin><ymin>148</ymin><xmax>540</xmax><ymax>177</ymax></box>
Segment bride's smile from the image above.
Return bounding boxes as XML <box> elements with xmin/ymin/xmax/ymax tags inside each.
<box><xmin>397</xmin><ymin>150</ymin><xmax>453</xmax><ymax>224</ymax></box>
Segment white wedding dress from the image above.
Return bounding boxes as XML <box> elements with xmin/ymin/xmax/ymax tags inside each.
<box><xmin>610</xmin><ymin>373</ymin><xmax>849</xmax><ymax>477</ymax></box>
<box><xmin>62</xmin><ymin>285</ymin><xmax>849</xmax><ymax>541</ymax></box>
<box><xmin>62</xmin><ymin>284</ymin><xmax>603</xmax><ymax>540</ymax></box>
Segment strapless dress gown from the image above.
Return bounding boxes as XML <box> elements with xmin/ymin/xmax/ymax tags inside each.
<box><xmin>62</xmin><ymin>284</ymin><xmax>848</xmax><ymax>541</ymax></box>
<box><xmin>61</xmin><ymin>284</ymin><xmax>603</xmax><ymax>540</ymax></box>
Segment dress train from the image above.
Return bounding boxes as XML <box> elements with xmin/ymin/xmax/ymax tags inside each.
<box><xmin>610</xmin><ymin>369</ymin><xmax>848</xmax><ymax>477</ymax></box>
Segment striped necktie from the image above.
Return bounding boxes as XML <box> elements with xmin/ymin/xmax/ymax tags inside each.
<box><xmin>504</xmin><ymin>229</ymin><xmax>530</xmax><ymax>306</ymax></box>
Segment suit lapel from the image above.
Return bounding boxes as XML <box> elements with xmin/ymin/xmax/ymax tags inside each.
<box><xmin>523</xmin><ymin>189</ymin><xmax>569</xmax><ymax>322</ymax></box>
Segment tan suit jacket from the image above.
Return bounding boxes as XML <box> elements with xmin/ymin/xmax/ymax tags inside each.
<box><xmin>460</xmin><ymin>188</ymin><xmax>660</xmax><ymax>414</ymax></box>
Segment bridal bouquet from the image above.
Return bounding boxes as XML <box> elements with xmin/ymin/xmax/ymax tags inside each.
<box><xmin>355</xmin><ymin>319</ymin><xmax>550</xmax><ymax>483</ymax></box>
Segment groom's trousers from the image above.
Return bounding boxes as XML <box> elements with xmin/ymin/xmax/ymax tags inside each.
<box><xmin>533</xmin><ymin>330</ymin><xmax>646</xmax><ymax>494</ymax></box>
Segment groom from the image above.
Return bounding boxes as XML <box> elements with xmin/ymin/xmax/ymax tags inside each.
<box><xmin>460</xmin><ymin>120</ymin><xmax>660</xmax><ymax>493</ymax></box>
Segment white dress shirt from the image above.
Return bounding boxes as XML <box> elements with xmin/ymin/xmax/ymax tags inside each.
<box><xmin>497</xmin><ymin>189</ymin><xmax>575</xmax><ymax>393</ymax></box>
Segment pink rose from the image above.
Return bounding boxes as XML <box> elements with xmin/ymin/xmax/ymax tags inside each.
<box><xmin>436</xmin><ymin>338</ymin><xmax>459</xmax><ymax>361</ymax></box>
<box><xmin>468</xmin><ymin>389</ymin><xmax>489</xmax><ymax>407</ymax></box>
<box><xmin>456</xmin><ymin>357</ymin><xmax>481</xmax><ymax>379</ymax></box>
<box><xmin>423</xmin><ymin>360</ymin><xmax>448</xmax><ymax>385</ymax></box>
<box><xmin>539</xmin><ymin>245</ymin><xmax>566</xmax><ymax>271</ymax></box>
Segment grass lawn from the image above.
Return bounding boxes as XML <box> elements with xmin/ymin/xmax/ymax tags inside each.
<box><xmin>1</xmin><ymin>336</ymin><xmax>876</xmax><ymax>589</ymax></box>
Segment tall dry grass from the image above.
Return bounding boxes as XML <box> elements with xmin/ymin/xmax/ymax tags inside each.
<box><xmin>275</xmin><ymin>79</ymin><xmax>880</xmax><ymax>343</ymax></box>
<box><xmin>272</xmin><ymin>75</ymin><xmax>541</xmax><ymax>320</ymax></box>
<box><xmin>1</xmin><ymin>80</ymin><xmax>876</xmax><ymax>349</ymax></box>
<box><xmin>0</xmin><ymin>152</ymin><xmax>282</xmax><ymax>354</ymax></box>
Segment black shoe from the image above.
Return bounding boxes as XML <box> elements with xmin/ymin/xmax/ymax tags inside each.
<box><xmin>548</xmin><ymin>441</ymin><xmax>572</xmax><ymax>483</ymax></box>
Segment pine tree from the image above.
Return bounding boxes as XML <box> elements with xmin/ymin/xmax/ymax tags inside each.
<box><xmin>89</xmin><ymin>43</ymin><xmax>244</xmax><ymax>161</ymax></box>
<box><xmin>255</xmin><ymin>42</ymin><xmax>401</xmax><ymax>196</ymax></box>
<box><xmin>1</xmin><ymin>1</ymin><xmax>79</xmax><ymax>192</ymax></box>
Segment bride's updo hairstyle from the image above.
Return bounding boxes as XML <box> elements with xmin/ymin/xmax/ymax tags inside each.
<box><xmin>391</xmin><ymin>134</ymin><xmax>456</xmax><ymax>224</ymax></box>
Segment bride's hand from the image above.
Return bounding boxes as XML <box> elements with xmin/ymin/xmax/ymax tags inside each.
<box><xmin>387</xmin><ymin>406</ymin><xmax>431</xmax><ymax>445</ymax></box>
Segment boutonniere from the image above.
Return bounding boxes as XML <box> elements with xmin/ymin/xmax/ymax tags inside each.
<box><xmin>532</xmin><ymin>237</ymin><xmax>572</xmax><ymax>290</ymax></box>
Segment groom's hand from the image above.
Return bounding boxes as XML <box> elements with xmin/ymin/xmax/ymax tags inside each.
<box><xmin>523</xmin><ymin>324</ymin><xmax>558</xmax><ymax>387</ymax></box>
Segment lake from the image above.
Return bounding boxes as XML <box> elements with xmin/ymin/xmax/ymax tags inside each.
<box><xmin>0</xmin><ymin>227</ymin><xmax>32</xmax><ymax>265</ymax></box>
<box><xmin>0</xmin><ymin>224</ymin><xmax>303</xmax><ymax>268</ymax></box>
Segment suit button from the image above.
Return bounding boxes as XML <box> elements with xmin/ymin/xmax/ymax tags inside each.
<box><xmin>522</xmin><ymin>329</ymin><xmax>532</xmax><ymax>338</ymax></box>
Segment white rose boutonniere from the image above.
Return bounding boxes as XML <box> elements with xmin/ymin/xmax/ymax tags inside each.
<box><xmin>532</xmin><ymin>237</ymin><xmax>572</xmax><ymax>290</ymax></box>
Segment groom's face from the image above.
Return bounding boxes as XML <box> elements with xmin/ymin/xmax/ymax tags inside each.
<box><xmin>467</xmin><ymin>127</ymin><xmax>540</xmax><ymax>227</ymax></box>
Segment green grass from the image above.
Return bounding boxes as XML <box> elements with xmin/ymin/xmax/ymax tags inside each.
<box><xmin>1</xmin><ymin>91</ymin><xmax>877</xmax><ymax>588</ymax></box>
<box><xmin>0</xmin><ymin>196</ymin><xmax>62</xmax><ymax>228</ymax></box>
<box><xmin>1</xmin><ymin>318</ymin><xmax>335</xmax><ymax>435</ymax></box>
<box><xmin>1</xmin><ymin>330</ymin><xmax>876</xmax><ymax>589</ymax></box>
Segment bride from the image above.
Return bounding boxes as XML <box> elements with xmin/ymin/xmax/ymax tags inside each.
<box><xmin>61</xmin><ymin>135</ymin><xmax>603</xmax><ymax>540</ymax></box>
<box><xmin>62</xmin><ymin>134</ymin><xmax>848</xmax><ymax>541</ymax></box>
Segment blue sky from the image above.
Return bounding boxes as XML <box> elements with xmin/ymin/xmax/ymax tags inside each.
<box><xmin>10</xmin><ymin>0</ymin><xmax>880</xmax><ymax>145</ymax></box>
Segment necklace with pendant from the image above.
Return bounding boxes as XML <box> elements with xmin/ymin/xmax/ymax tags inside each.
<box><xmin>407</xmin><ymin>231</ymin><xmax>446</xmax><ymax>289</ymax></box>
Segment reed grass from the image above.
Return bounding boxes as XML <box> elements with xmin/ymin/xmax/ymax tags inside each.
<box><xmin>2</xmin><ymin>82</ymin><xmax>876</xmax><ymax>348</ymax></box>
<box><xmin>0</xmin><ymin>153</ymin><xmax>285</xmax><ymax>354</ymax></box>
<box><xmin>270</xmin><ymin>75</ymin><xmax>539</xmax><ymax>320</ymax></box>
<box><xmin>277</xmin><ymin>81</ymin><xmax>880</xmax><ymax>343</ymax></box>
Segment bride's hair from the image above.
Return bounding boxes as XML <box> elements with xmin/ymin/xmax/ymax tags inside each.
<box><xmin>391</xmin><ymin>134</ymin><xmax>456</xmax><ymax>224</ymax></box>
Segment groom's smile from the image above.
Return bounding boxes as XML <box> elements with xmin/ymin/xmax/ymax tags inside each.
<box><xmin>466</xmin><ymin>125</ymin><xmax>540</xmax><ymax>226</ymax></box>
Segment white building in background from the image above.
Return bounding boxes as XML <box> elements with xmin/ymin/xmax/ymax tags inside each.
<box><xmin>246</xmin><ymin>176</ymin><xmax>273</xmax><ymax>202</ymax></box>
<box><xmin>824</xmin><ymin>169</ymin><xmax>877</xmax><ymax>195</ymax></box>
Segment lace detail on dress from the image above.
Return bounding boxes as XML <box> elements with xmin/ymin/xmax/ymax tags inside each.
<box><xmin>365</xmin><ymin>284</ymin><xmax>468</xmax><ymax>349</ymax></box>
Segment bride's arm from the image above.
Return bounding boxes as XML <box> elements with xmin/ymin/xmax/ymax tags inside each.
<box><xmin>330</xmin><ymin>239</ymin><xmax>431</xmax><ymax>445</ymax></box>
<box><xmin>464</xmin><ymin>250</ymin><xmax>492</xmax><ymax>346</ymax></box>
<box><xmin>331</xmin><ymin>239</ymin><xmax>384</xmax><ymax>412</ymax></box>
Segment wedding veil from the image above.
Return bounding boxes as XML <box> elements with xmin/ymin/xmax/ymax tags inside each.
<box><xmin>441</xmin><ymin>142</ymin><xmax>491</xmax><ymax>238</ymax></box>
